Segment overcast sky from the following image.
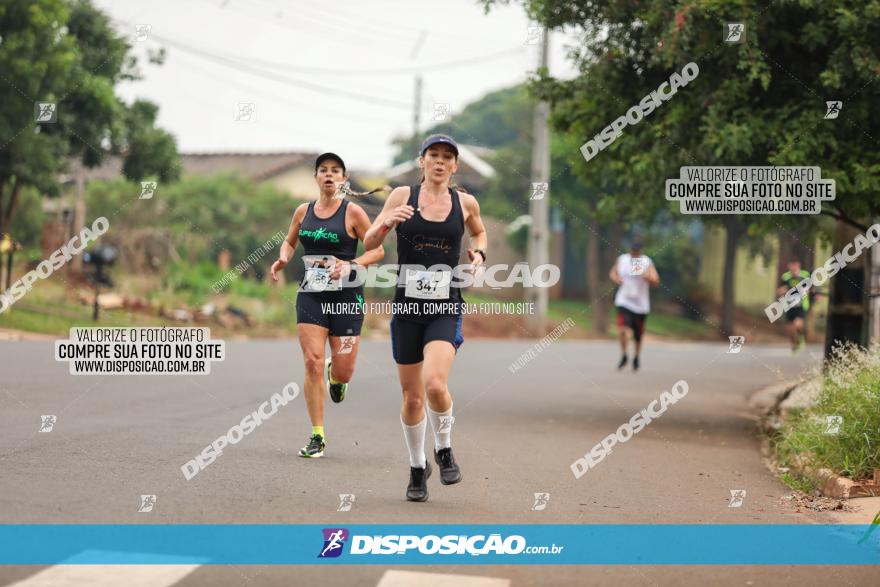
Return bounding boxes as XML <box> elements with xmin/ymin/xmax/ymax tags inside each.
<box><xmin>94</xmin><ymin>0</ymin><xmax>580</xmax><ymax>171</ymax></box>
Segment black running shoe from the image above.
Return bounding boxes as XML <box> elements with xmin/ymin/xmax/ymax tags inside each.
<box><xmin>633</xmin><ymin>356</ymin><xmax>640</xmax><ymax>372</ymax></box>
<box><xmin>326</xmin><ymin>358</ymin><xmax>347</xmax><ymax>403</ymax></box>
<box><xmin>298</xmin><ymin>434</ymin><xmax>325</xmax><ymax>458</ymax></box>
<box><xmin>406</xmin><ymin>462</ymin><xmax>432</xmax><ymax>502</ymax></box>
<box><xmin>434</xmin><ymin>447</ymin><xmax>462</xmax><ymax>485</ymax></box>
<box><xmin>617</xmin><ymin>354</ymin><xmax>628</xmax><ymax>370</ymax></box>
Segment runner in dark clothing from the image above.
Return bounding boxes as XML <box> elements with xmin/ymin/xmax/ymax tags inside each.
<box><xmin>364</xmin><ymin>135</ymin><xmax>487</xmax><ymax>502</ymax></box>
<box><xmin>271</xmin><ymin>153</ymin><xmax>384</xmax><ymax>458</ymax></box>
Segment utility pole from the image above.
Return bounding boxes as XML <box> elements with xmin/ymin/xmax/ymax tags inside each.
<box><xmin>868</xmin><ymin>225</ymin><xmax>880</xmax><ymax>344</ymax></box>
<box><xmin>413</xmin><ymin>74</ymin><xmax>422</xmax><ymax>152</ymax></box>
<box><xmin>527</xmin><ymin>27</ymin><xmax>550</xmax><ymax>334</ymax></box>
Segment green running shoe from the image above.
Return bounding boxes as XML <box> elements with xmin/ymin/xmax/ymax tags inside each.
<box><xmin>298</xmin><ymin>434</ymin><xmax>325</xmax><ymax>458</ymax></box>
<box><xmin>326</xmin><ymin>358</ymin><xmax>347</xmax><ymax>403</ymax></box>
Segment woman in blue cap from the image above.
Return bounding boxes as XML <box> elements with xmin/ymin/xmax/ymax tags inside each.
<box><xmin>365</xmin><ymin>134</ymin><xmax>488</xmax><ymax>502</ymax></box>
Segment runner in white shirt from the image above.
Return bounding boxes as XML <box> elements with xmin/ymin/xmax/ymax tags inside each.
<box><xmin>609</xmin><ymin>242</ymin><xmax>660</xmax><ymax>371</ymax></box>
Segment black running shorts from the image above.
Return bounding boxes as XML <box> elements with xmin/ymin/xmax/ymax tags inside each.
<box><xmin>615</xmin><ymin>306</ymin><xmax>648</xmax><ymax>342</ymax></box>
<box><xmin>296</xmin><ymin>289</ymin><xmax>364</xmax><ymax>337</ymax></box>
<box><xmin>784</xmin><ymin>306</ymin><xmax>807</xmax><ymax>322</ymax></box>
<box><xmin>390</xmin><ymin>315</ymin><xmax>464</xmax><ymax>365</ymax></box>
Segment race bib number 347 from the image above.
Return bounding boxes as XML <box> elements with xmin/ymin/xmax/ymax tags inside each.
<box><xmin>405</xmin><ymin>269</ymin><xmax>451</xmax><ymax>300</ymax></box>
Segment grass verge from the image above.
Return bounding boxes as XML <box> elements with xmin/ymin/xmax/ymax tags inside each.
<box><xmin>776</xmin><ymin>343</ymin><xmax>880</xmax><ymax>490</ymax></box>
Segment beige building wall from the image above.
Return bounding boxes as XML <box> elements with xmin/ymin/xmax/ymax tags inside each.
<box><xmin>698</xmin><ymin>226</ymin><xmax>833</xmax><ymax>311</ymax></box>
<box><xmin>269</xmin><ymin>166</ymin><xmax>320</xmax><ymax>200</ymax></box>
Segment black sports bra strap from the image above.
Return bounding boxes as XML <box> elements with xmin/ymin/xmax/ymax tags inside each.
<box><xmin>408</xmin><ymin>184</ymin><xmax>421</xmax><ymax>207</ymax></box>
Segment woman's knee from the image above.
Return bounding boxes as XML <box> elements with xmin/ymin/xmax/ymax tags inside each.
<box><xmin>331</xmin><ymin>362</ymin><xmax>354</xmax><ymax>383</ymax></box>
<box><xmin>304</xmin><ymin>354</ymin><xmax>325</xmax><ymax>378</ymax></box>
<box><xmin>424</xmin><ymin>375</ymin><xmax>448</xmax><ymax>402</ymax></box>
<box><xmin>401</xmin><ymin>391</ymin><xmax>425</xmax><ymax>413</ymax></box>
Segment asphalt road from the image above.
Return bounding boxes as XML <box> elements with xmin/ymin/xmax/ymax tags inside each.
<box><xmin>1</xmin><ymin>338</ymin><xmax>878</xmax><ymax>586</ymax></box>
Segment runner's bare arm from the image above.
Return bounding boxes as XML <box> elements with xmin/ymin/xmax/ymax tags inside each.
<box><xmin>330</xmin><ymin>204</ymin><xmax>385</xmax><ymax>279</ymax></box>
<box><xmin>271</xmin><ymin>204</ymin><xmax>307</xmax><ymax>282</ymax></box>
<box><xmin>350</xmin><ymin>204</ymin><xmax>385</xmax><ymax>267</ymax></box>
<box><xmin>364</xmin><ymin>187</ymin><xmax>413</xmax><ymax>250</ymax></box>
<box><xmin>609</xmin><ymin>264</ymin><xmax>622</xmax><ymax>285</ymax></box>
<box><xmin>645</xmin><ymin>262</ymin><xmax>660</xmax><ymax>287</ymax></box>
<box><xmin>461</xmin><ymin>192</ymin><xmax>487</xmax><ymax>267</ymax></box>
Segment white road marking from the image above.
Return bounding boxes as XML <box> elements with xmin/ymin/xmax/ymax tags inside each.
<box><xmin>7</xmin><ymin>550</ymin><xmax>203</xmax><ymax>587</ymax></box>
<box><xmin>376</xmin><ymin>569</ymin><xmax>511</xmax><ymax>587</ymax></box>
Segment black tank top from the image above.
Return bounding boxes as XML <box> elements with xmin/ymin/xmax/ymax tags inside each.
<box><xmin>393</xmin><ymin>184</ymin><xmax>466</xmax><ymax>320</ymax></box>
<box><xmin>298</xmin><ymin>199</ymin><xmax>358</xmax><ymax>261</ymax></box>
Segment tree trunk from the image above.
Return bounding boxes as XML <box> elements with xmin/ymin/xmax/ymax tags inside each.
<box><xmin>2</xmin><ymin>179</ymin><xmax>22</xmax><ymax>238</ymax></box>
<box><xmin>586</xmin><ymin>205</ymin><xmax>607</xmax><ymax>334</ymax></box>
<box><xmin>0</xmin><ymin>176</ymin><xmax>7</xmax><ymax>238</ymax></box>
<box><xmin>720</xmin><ymin>217</ymin><xmax>742</xmax><ymax>337</ymax></box>
<box><xmin>824</xmin><ymin>220</ymin><xmax>867</xmax><ymax>356</ymax></box>
<box><xmin>868</xmin><ymin>240</ymin><xmax>880</xmax><ymax>345</ymax></box>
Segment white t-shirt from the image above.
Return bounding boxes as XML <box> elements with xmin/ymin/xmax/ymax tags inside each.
<box><xmin>613</xmin><ymin>253</ymin><xmax>653</xmax><ymax>314</ymax></box>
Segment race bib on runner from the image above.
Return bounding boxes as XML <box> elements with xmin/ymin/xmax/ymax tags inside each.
<box><xmin>303</xmin><ymin>256</ymin><xmax>342</xmax><ymax>292</ymax></box>
<box><xmin>405</xmin><ymin>269</ymin><xmax>451</xmax><ymax>300</ymax></box>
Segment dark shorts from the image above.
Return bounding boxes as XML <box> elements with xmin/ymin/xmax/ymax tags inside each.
<box><xmin>390</xmin><ymin>315</ymin><xmax>464</xmax><ymax>365</ymax></box>
<box><xmin>616</xmin><ymin>306</ymin><xmax>648</xmax><ymax>340</ymax></box>
<box><xmin>785</xmin><ymin>306</ymin><xmax>807</xmax><ymax>322</ymax></box>
<box><xmin>296</xmin><ymin>290</ymin><xmax>364</xmax><ymax>337</ymax></box>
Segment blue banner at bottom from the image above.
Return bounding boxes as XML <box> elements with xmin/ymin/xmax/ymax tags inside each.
<box><xmin>1</xmin><ymin>525</ymin><xmax>878</xmax><ymax>565</ymax></box>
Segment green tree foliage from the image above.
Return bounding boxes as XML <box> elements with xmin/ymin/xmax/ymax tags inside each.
<box><xmin>0</xmin><ymin>0</ymin><xmax>179</xmax><ymax>238</ymax></box>
<box><xmin>484</xmin><ymin>0</ymin><xmax>880</xmax><ymax>231</ymax></box>
<box><xmin>85</xmin><ymin>174</ymin><xmax>293</xmax><ymax>268</ymax></box>
<box><xmin>482</xmin><ymin>0</ymin><xmax>878</xmax><ymax>334</ymax></box>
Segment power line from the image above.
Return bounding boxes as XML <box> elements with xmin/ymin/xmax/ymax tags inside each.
<box><xmin>150</xmin><ymin>30</ymin><xmax>525</xmax><ymax>77</ymax></box>
<box><xmin>173</xmin><ymin>51</ymin><xmax>400</xmax><ymax>126</ymax></box>
<box><xmin>138</xmin><ymin>30</ymin><xmax>414</xmax><ymax>110</ymax></box>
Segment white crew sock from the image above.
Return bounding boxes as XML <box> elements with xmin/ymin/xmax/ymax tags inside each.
<box><xmin>401</xmin><ymin>414</ymin><xmax>427</xmax><ymax>469</ymax></box>
<box><xmin>427</xmin><ymin>404</ymin><xmax>454</xmax><ymax>450</ymax></box>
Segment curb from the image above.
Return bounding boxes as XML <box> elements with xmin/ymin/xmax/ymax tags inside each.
<box><xmin>750</xmin><ymin>380</ymin><xmax>880</xmax><ymax>501</ymax></box>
